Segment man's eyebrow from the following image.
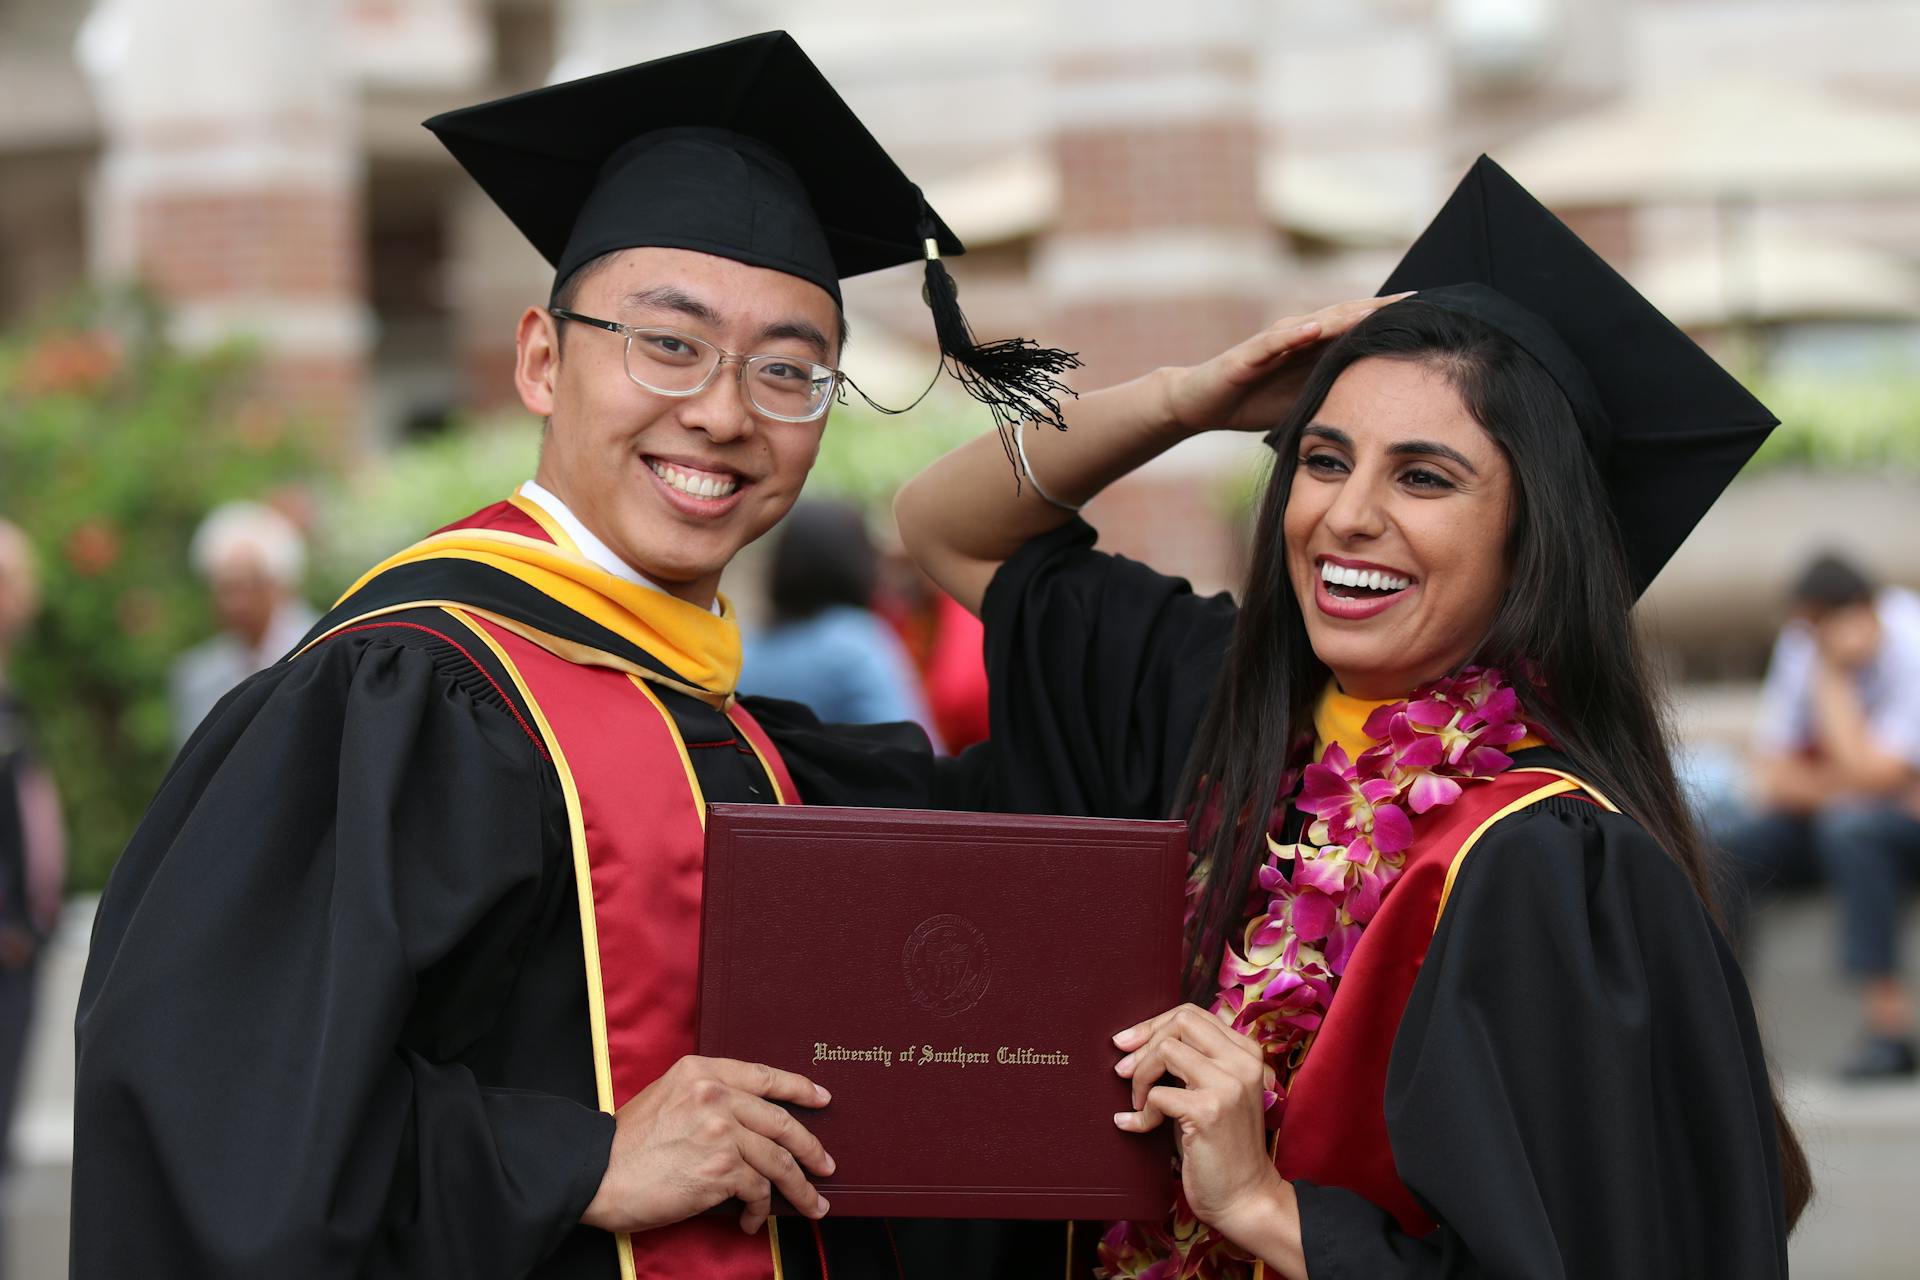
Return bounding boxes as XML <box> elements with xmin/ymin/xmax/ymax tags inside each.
<box><xmin>756</xmin><ymin>319</ymin><xmax>832</xmax><ymax>360</ymax></box>
<box><xmin>621</xmin><ymin>286</ymin><xmax>723</xmax><ymax>327</ymax></box>
<box><xmin>621</xmin><ymin>287</ymin><xmax>831</xmax><ymax>359</ymax></box>
<box><xmin>1302</xmin><ymin>423</ymin><xmax>1479</xmax><ymax>475</ymax></box>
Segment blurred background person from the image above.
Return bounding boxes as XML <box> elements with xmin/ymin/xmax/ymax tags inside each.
<box><xmin>874</xmin><ymin>554</ymin><xmax>992</xmax><ymax>755</ymax></box>
<box><xmin>0</xmin><ymin>518</ymin><xmax>65</xmax><ymax>1277</ymax></box>
<box><xmin>168</xmin><ymin>501</ymin><xmax>317</xmax><ymax>746</ymax></box>
<box><xmin>741</xmin><ymin>501</ymin><xmax>933</xmax><ymax>734</ymax></box>
<box><xmin>1718</xmin><ymin>551</ymin><xmax>1920</xmax><ymax>1080</ymax></box>
<box><xmin>917</xmin><ymin>588</ymin><xmax>990</xmax><ymax>755</ymax></box>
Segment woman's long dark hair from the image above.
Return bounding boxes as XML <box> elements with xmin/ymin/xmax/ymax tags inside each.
<box><xmin>1175</xmin><ymin>299</ymin><xmax>1812</xmax><ymax>1226</ymax></box>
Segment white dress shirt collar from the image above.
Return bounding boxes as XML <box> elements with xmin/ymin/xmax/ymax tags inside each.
<box><xmin>516</xmin><ymin>480</ymin><xmax>722</xmax><ymax>614</ymax></box>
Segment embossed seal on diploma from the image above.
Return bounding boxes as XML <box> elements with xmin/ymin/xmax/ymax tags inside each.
<box><xmin>902</xmin><ymin>913</ymin><xmax>991</xmax><ymax>1016</ymax></box>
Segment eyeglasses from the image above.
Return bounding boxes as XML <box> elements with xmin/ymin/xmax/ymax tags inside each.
<box><xmin>549</xmin><ymin>308</ymin><xmax>842</xmax><ymax>423</ymax></box>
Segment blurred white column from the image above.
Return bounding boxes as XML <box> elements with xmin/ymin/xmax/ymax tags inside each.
<box><xmin>551</xmin><ymin>0</ymin><xmax>743</xmax><ymax>81</ymax></box>
<box><xmin>80</xmin><ymin>0</ymin><xmax>373</xmax><ymax>445</ymax></box>
<box><xmin>1037</xmin><ymin>0</ymin><xmax>1282</xmax><ymax>593</ymax></box>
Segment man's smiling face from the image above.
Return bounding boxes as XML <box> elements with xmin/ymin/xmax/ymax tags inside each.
<box><xmin>515</xmin><ymin>246</ymin><xmax>841</xmax><ymax>608</ymax></box>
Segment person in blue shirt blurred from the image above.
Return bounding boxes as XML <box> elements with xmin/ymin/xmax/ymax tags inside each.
<box><xmin>1717</xmin><ymin>551</ymin><xmax>1920</xmax><ymax>1080</ymax></box>
<box><xmin>741</xmin><ymin>500</ymin><xmax>935</xmax><ymax>736</ymax></box>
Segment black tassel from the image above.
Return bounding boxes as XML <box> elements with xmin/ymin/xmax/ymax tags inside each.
<box><xmin>915</xmin><ymin>189</ymin><xmax>1081</xmax><ymax>484</ymax></box>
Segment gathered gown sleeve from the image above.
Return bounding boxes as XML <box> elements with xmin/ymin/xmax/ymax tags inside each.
<box><xmin>72</xmin><ymin>634</ymin><xmax>613</xmax><ymax>1278</ymax></box>
<box><xmin>978</xmin><ymin>517</ymin><xmax>1239</xmax><ymax>818</ymax></box>
<box><xmin>1293</xmin><ymin>799</ymin><xmax>1790</xmax><ymax>1280</ymax></box>
<box><xmin>743</xmin><ymin>692</ymin><xmax>963</xmax><ymax>809</ymax></box>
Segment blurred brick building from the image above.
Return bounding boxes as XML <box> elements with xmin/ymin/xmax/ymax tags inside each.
<box><xmin>4</xmin><ymin>0</ymin><xmax>1919</xmax><ymax>664</ymax></box>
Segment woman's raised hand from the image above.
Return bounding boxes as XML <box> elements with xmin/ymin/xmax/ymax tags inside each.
<box><xmin>1111</xmin><ymin>1004</ymin><xmax>1288</xmax><ymax>1242</ymax></box>
<box><xmin>1162</xmin><ymin>293</ymin><xmax>1414</xmax><ymax>436</ymax></box>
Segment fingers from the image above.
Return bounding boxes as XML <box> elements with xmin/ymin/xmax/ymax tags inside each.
<box><xmin>1230</xmin><ymin>289</ymin><xmax>1413</xmax><ymax>375</ymax></box>
<box><xmin>1113</xmin><ymin>1002</ymin><xmax>1199</xmax><ymax>1051</ymax></box>
<box><xmin>1249</xmin><ymin>292</ymin><xmax>1413</xmax><ymax>363</ymax></box>
<box><xmin>1116</xmin><ymin>1004</ymin><xmax>1262</xmax><ymax>1068</ymax></box>
<box><xmin>733</xmin><ymin>1171</ymin><xmax>774</xmax><ymax>1236</ymax></box>
<box><xmin>703</xmin><ymin>1057</ymin><xmax>831</xmax><ymax>1108</ymax></box>
<box><xmin>732</xmin><ymin>1093</ymin><xmax>835</xmax><ymax>1177</ymax></box>
<box><xmin>1115</xmin><ymin>1082</ymin><xmax>1207</xmax><ymax>1134</ymax></box>
<box><xmin>1116</xmin><ymin>1007</ymin><xmax>1267</xmax><ymax>1120</ymax></box>
<box><xmin>1310</xmin><ymin>290</ymin><xmax>1414</xmax><ymax>334</ymax></box>
<box><xmin>738</xmin><ymin>1131</ymin><xmax>830</xmax><ymax>1223</ymax></box>
<box><xmin>1156</xmin><ymin>1004</ymin><xmax>1265</xmax><ymax>1067</ymax></box>
<box><xmin>1228</xmin><ymin>320</ymin><xmax>1322</xmax><ymax>377</ymax></box>
<box><xmin>1126</xmin><ymin>1036</ymin><xmax>1234</xmax><ymax>1112</ymax></box>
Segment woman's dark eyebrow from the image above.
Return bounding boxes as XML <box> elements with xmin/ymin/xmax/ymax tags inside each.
<box><xmin>1389</xmin><ymin>439</ymin><xmax>1479</xmax><ymax>475</ymax></box>
<box><xmin>1302</xmin><ymin>423</ymin><xmax>1351</xmax><ymax>447</ymax></box>
<box><xmin>1303</xmin><ymin>423</ymin><xmax>1479</xmax><ymax>475</ymax></box>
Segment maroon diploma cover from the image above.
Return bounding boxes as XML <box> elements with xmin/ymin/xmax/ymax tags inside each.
<box><xmin>698</xmin><ymin>804</ymin><xmax>1188</xmax><ymax>1220</ymax></box>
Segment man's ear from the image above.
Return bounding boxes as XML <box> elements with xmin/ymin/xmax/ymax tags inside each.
<box><xmin>514</xmin><ymin>306</ymin><xmax>560</xmax><ymax>418</ymax></box>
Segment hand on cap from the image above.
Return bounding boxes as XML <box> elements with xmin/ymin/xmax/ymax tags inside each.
<box><xmin>582</xmin><ymin>1055</ymin><xmax>835</xmax><ymax>1237</ymax></box>
<box><xmin>1161</xmin><ymin>294</ymin><xmax>1414</xmax><ymax>437</ymax></box>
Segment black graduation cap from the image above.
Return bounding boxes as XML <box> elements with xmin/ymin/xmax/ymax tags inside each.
<box><xmin>1279</xmin><ymin>156</ymin><xmax>1776</xmax><ymax>594</ymax></box>
<box><xmin>424</xmin><ymin>30</ymin><xmax>1078</xmax><ymax>449</ymax></box>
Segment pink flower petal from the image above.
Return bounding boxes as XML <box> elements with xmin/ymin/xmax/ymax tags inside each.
<box><xmin>1325</xmin><ymin>921</ymin><xmax>1363</xmax><ymax>975</ymax></box>
<box><xmin>1404</xmin><ymin>770</ymin><xmax>1460</xmax><ymax>813</ymax></box>
<box><xmin>1395</xmin><ymin>733</ymin><xmax>1446</xmax><ymax>770</ymax></box>
<box><xmin>1462</xmin><ymin>745</ymin><xmax>1514</xmax><ymax>775</ymax></box>
<box><xmin>1289</xmin><ymin>889</ymin><xmax>1337</xmax><ymax>941</ymax></box>
<box><xmin>1293</xmin><ymin>856</ymin><xmax>1349</xmax><ymax>896</ymax></box>
<box><xmin>1370</xmin><ymin>802</ymin><xmax>1414</xmax><ymax>852</ymax></box>
<box><xmin>1356</xmin><ymin>743</ymin><xmax>1397</xmax><ymax>778</ymax></box>
<box><xmin>1359</xmin><ymin>777</ymin><xmax>1399</xmax><ymax>805</ymax></box>
<box><xmin>1248</xmin><ymin>917</ymin><xmax>1290</xmax><ymax>949</ymax></box>
<box><xmin>1347</xmin><ymin>870</ymin><xmax>1385</xmax><ymax>923</ymax></box>
<box><xmin>1478</xmin><ymin>686</ymin><xmax>1520</xmax><ymax>723</ymax></box>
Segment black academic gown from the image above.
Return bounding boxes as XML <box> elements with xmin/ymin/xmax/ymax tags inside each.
<box><xmin>974</xmin><ymin>519</ymin><xmax>1791</xmax><ymax>1279</ymax></box>
<box><xmin>71</xmin><ymin>585</ymin><xmax>1054</xmax><ymax>1279</ymax></box>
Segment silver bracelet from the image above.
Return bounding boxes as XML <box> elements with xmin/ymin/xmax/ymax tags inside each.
<box><xmin>1014</xmin><ymin>427</ymin><xmax>1084</xmax><ymax>514</ymax></box>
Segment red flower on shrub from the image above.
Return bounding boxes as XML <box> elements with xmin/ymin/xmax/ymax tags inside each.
<box><xmin>17</xmin><ymin>331</ymin><xmax>121</xmax><ymax>397</ymax></box>
<box><xmin>66</xmin><ymin>520</ymin><xmax>122</xmax><ymax>577</ymax></box>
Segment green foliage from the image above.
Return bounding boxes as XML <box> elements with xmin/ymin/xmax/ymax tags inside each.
<box><xmin>805</xmin><ymin>392</ymin><xmax>996</xmax><ymax>514</ymax></box>
<box><xmin>307</xmin><ymin>390</ymin><xmax>989</xmax><ymax>598</ymax></box>
<box><xmin>0</xmin><ymin>290</ymin><xmax>320</xmax><ymax>893</ymax></box>
<box><xmin>310</xmin><ymin>422</ymin><xmax>540</xmax><ymax>598</ymax></box>
<box><xmin>1745</xmin><ymin>369</ymin><xmax>1920</xmax><ymax>471</ymax></box>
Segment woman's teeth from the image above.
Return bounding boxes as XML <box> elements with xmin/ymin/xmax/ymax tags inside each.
<box><xmin>1319</xmin><ymin>561</ymin><xmax>1413</xmax><ymax>594</ymax></box>
<box><xmin>650</xmin><ymin>460</ymin><xmax>738</xmax><ymax>499</ymax></box>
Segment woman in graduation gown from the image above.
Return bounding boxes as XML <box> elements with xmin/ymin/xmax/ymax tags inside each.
<box><xmin>897</xmin><ymin>157</ymin><xmax>1810</xmax><ymax>1278</ymax></box>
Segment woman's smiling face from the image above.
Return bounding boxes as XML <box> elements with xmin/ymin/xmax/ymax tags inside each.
<box><xmin>1283</xmin><ymin>356</ymin><xmax>1516</xmax><ymax>699</ymax></box>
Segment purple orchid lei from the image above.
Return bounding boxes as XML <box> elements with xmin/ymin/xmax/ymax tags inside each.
<box><xmin>1097</xmin><ymin>666</ymin><xmax>1530</xmax><ymax>1280</ymax></box>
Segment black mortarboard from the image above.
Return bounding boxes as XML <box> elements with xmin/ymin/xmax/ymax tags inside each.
<box><xmin>424</xmin><ymin>31</ymin><xmax>1078</xmax><ymax>447</ymax></box>
<box><xmin>1275</xmin><ymin>156</ymin><xmax>1776</xmax><ymax>594</ymax></box>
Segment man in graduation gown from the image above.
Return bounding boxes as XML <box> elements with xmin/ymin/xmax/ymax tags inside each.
<box><xmin>71</xmin><ymin>32</ymin><xmax>1076</xmax><ymax>1280</ymax></box>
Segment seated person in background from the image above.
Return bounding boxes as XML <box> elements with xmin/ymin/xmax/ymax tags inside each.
<box><xmin>1720</xmin><ymin>551</ymin><xmax>1920</xmax><ymax>1079</ymax></box>
<box><xmin>740</xmin><ymin>500</ymin><xmax>935</xmax><ymax>733</ymax></box>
